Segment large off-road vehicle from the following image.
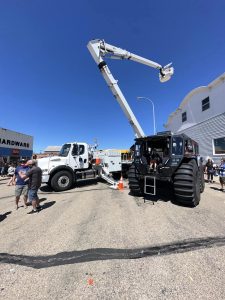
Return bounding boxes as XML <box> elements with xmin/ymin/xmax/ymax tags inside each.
<box><xmin>128</xmin><ymin>131</ymin><xmax>205</xmax><ymax>207</ymax></box>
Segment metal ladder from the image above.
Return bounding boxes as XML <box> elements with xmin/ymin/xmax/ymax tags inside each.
<box><xmin>100</xmin><ymin>167</ymin><xmax>118</xmax><ymax>189</ymax></box>
<box><xmin>144</xmin><ymin>176</ymin><xmax>156</xmax><ymax>195</ymax></box>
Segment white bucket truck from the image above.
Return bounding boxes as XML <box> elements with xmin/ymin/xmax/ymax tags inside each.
<box><xmin>38</xmin><ymin>39</ymin><xmax>173</xmax><ymax>192</ymax></box>
<box><xmin>37</xmin><ymin>142</ymin><xmax>123</xmax><ymax>191</ymax></box>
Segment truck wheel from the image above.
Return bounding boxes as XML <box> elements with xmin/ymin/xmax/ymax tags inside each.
<box><xmin>173</xmin><ymin>160</ymin><xmax>200</xmax><ymax>207</ymax></box>
<box><xmin>128</xmin><ymin>164</ymin><xmax>143</xmax><ymax>196</ymax></box>
<box><xmin>200</xmin><ymin>166</ymin><xmax>205</xmax><ymax>193</ymax></box>
<box><xmin>51</xmin><ymin>170</ymin><xmax>73</xmax><ymax>192</ymax></box>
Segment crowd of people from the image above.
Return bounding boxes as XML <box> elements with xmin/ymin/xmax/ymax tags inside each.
<box><xmin>1</xmin><ymin>159</ymin><xmax>43</xmax><ymax>214</ymax></box>
<box><xmin>204</xmin><ymin>157</ymin><xmax>225</xmax><ymax>191</ymax></box>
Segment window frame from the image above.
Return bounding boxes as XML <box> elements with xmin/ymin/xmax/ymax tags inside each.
<box><xmin>182</xmin><ymin>111</ymin><xmax>187</xmax><ymax>123</ymax></box>
<box><xmin>212</xmin><ymin>137</ymin><xmax>225</xmax><ymax>155</ymax></box>
<box><xmin>202</xmin><ymin>96</ymin><xmax>210</xmax><ymax>112</ymax></box>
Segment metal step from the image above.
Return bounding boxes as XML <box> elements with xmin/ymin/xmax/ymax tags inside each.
<box><xmin>144</xmin><ymin>176</ymin><xmax>156</xmax><ymax>195</ymax></box>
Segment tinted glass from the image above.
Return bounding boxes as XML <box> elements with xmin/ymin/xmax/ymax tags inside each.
<box><xmin>59</xmin><ymin>144</ymin><xmax>71</xmax><ymax>157</ymax></box>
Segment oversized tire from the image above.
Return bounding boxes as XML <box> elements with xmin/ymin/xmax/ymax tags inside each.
<box><xmin>173</xmin><ymin>160</ymin><xmax>200</xmax><ymax>207</ymax></box>
<box><xmin>128</xmin><ymin>164</ymin><xmax>143</xmax><ymax>196</ymax></box>
<box><xmin>51</xmin><ymin>170</ymin><xmax>73</xmax><ymax>192</ymax></box>
<box><xmin>199</xmin><ymin>166</ymin><xmax>205</xmax><ymax>193</ymax></box>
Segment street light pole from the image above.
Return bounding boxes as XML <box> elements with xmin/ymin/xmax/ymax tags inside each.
<box><xmin>137</xmin><ymin>96</ymin><xmax>156</xmax><ymax>135</ymax></box>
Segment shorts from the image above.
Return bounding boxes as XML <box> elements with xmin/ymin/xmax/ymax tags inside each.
<box><xmin>219</xmin><ymin>177</ymin><xmax>225</xmax><ymax>185</ymax></box>
<box><xmin>28</xmin><ymin>189</ymin><xmax>39</xmax><ymax>201</ymax></box>
<box><xmin>15</xmin><ymin>185</ymin><xmax>28</xmax><ymax>197</ymax></box>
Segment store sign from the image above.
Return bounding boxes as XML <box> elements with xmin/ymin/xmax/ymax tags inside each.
<box><xmin>0</xmin><ymin>138</ymin><xmax>30</xmax><ymax>148</ymax></box>
<box><xmin>0</xmin><ymin>128</ymin><xmax>33</xmax><ymax>150</ymax></box>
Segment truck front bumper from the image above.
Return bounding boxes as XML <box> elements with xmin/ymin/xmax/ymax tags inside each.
<box><xmin>42</xmin><ymin>174</ymin><xmax>50</xmax><ymax>183</ymax></box>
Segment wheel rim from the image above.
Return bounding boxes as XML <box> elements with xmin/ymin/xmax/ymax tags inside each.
<box><xmin>58</xmin><ymin>176</ymin><xmax>70</xmax><ymax>188</ymax></box>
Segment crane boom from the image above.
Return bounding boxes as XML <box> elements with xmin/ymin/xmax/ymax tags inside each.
<box><xmin>87</xmin><ymin>39</ymin><xmax>174</xmax><ymax>138</ymax></box>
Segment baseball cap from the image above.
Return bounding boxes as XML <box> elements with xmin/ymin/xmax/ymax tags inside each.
<box><xmin>20</xmin><ymin>159</ymin><xmax>27</xmax><ymax>163</ymax></box>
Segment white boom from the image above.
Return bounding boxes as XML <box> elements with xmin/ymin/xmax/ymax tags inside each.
<box><xmin>87</xmin><ymin>39</ymin><xmax>174</xmax><ymax>138</ymax></box>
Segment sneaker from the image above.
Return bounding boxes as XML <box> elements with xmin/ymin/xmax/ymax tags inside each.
<box><xmin>36</xmin><ymin>206</ymin><xmax>42</xmax><ymax>211</ymax></box>
<box><xmin>27</xmin><ymin>209</ymin><xmax>38</xmax><ymax>214</ymax></box>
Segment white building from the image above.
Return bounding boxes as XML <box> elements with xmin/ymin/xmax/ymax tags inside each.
<box><xmin>0</xmin><ymin>128</ymin><xmax>33</xmax><ymax>163</ymax></box>
<box><xmin>164</xmin><ymin>72</ymin><xmax>225</xmax><ymax>164</ymax></box>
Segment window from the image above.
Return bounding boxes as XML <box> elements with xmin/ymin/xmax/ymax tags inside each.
<box><xmin>78</xmin><ymin>145</ymin><xmax>85</xmax><ymax>155</ymax></box>
<box><xmin>59</xmin><ymin>144</ymin><xmax>71</xmax><ymax>157</ymax></box>
<box><xmin>172</xmin><ymin>137</ymin><xmax>183</xmax><ymax>155</ymax></box>
<box><xmin>213</xmin><ymin>137</ymin><xmax>225</xmax><ymax>155</ymax></box>
<box><xmin>202</xmin><ymin>97</ymin><xmax>210</xmax><ymax>111</ymax></box>
<box><xmin>182</xmin><ymin>112</ymin><xmax>187</xmax><ymax>122</ymax></box>
<box><xmin>72</xmin><ymin>144</ymin><xmax>78</xmax><ymax>156</ymax></box>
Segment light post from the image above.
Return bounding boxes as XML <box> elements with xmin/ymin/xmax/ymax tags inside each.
<box><xmin>137</xmin><ymin>96</ymin><xmax>156</xmax><ymax>135</ymax></box>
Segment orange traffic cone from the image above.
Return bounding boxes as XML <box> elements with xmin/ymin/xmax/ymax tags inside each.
<box><xmin>118</xmin><ymin>175</ymin><xmax>124</xmax><ymax>190</ymax></box>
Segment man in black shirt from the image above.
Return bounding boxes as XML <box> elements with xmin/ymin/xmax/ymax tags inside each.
<box><xmin>19</xmin><ymin>160</ymin><xmax>42</xmax><ymax>214</ymax></box>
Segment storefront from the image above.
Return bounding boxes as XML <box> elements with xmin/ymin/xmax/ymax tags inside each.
<box><xmin>0</xmin><ymin>128</ymin><xmax>33</xmax><ymax>164</ymax></box>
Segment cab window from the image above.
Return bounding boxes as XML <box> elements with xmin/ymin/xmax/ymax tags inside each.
<box><xmin>172</xmin><ymin>137</ymin><xmax>183</xmax><ymax>155</ymax></box>
<box><xmin>185</xmin><ymin>140</ymin><xmax>194</xmax><ymax>154</ymax></box>
<box><xmin>72</xmin><ymin>144</ymin><xmax>78</xmax><ymax>156</ymax></box>
<box><xmin>78</xmin><ymin>145</ymin><xmax>85</xmax><ymax>155</ymax></box>
<box><xmin>59</xmin><ymin>144</ymin><xmax>71</xmax><ymax>157</ymax></box>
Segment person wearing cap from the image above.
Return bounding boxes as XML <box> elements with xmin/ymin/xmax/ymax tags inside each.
<box><xmin>13</xmin><ymin>159</ymin><xmax>29</xmax><ymax>209</ymax></box>
<box><xmin>19</xmin><ymin>159</ymin><xmax>42</xmax><ymax>214</ymax></box>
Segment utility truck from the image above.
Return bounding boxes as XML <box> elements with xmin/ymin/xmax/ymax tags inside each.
<box><xmin>37</xmin><ymin>39</ymin><xmax>173</xmax><ymax>192</ymax></box>
<box><xmin>37</xmin><ymin>143</ymin><xmax>128</xmax><ymax>192</ymax></box>
<box><xmin>88</xmin><ymin>39</ymin><xmax>204</xmax><ymax>206</ymax></box>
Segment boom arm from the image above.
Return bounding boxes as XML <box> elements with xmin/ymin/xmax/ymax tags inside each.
<box><xmin>87</xmin><ymin>39</ymin><xmax>174</xmax><ymax>138</ymax></box>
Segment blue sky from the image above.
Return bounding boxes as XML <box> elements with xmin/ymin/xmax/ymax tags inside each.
<box><xmin>0</xmin><ymin>0</ymin><xmax>225</xmax><ymax>153</ymax></box>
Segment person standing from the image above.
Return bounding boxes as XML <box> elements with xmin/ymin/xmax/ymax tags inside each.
<box><xmin>19</xmin><ymin>159</ymin><xmax>42</xmax><ymax>214</ymax></box>
<box><xmin>205</xmin><ymin>158</ymin><xmax>214</xmax><ymax>183</ymax></box>
<box><xmin>7</xmin><ymin>163</ymin><xmax>16</xmax><ymax>186</ymax></box>
<box><xmin>219</xmin><ymin>158</ymin><xmax>225</xmax><ymax>192</ymax></box>
<box><xmin>13</xmin><ymin>159</ymin><xmax>29</xmax><ymax>209</ymax></box>
<box><xmin>2</xmin><ymin>162</ymin><xmax>9</xmax><ymax>177</ymax></box>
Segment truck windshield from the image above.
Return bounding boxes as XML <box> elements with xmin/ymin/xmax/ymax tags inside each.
<box><xmin>59</xmin><ymin>144</ymin><xmax>71</xmax><ymax>157</ymax></box>
<box><xmin>172</xmin><ymin>137</ymin><xmax>183</xmax><ymax>156</ymax></box>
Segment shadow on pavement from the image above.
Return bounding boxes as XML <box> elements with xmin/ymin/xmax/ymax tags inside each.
<box><xmin>40</xmin><ymin>182</ymin><xmax>108</xmax><ymax>194</ymax></box>
<box><xmin>39</xmin><ymin>197</ymin><xmax>47</xmax><ymax>202</ymax></box>
<box><xmin>1</xmin><ymin>235</ymin><xmax>225</xmax><ymax>269</ymax></box>
<box><xmin>210</xmin><ymin>187</ymin><xmax>223</xmax><ymax>192</ymax></box>
<box><xmin>40</xmin><ymin>201</ymin><xmax>56</xmax><ymax>211</ymax></box>
<box><xmin>0</xmin><ymin>211</ymin><xmax>12</xmax><ymax>222</ymax></box>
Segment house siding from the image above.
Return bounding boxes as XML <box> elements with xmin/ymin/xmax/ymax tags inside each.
<box><xmin>177</xmin><ymin>113</ymin><xmax>225</xmax><ymax>164</ymax></box>
<box><xmin>165</xmin><ymin>73</ymin><xmax>225</xmax><ymax>165</ymax></box>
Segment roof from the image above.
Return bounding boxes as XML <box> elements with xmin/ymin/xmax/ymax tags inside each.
<box><xmin>44</xmin><ymin>146</ymin><xmax>61</xmax><ymax>152</ymax></box>
<box><xmin>165</xmin><ymin>72</ymin><xmax>225</xmax><ymax>127</ymax></box>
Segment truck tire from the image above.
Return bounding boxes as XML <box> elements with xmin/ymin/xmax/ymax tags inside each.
<box><xmin>173</xmin><ymin>159</ymin><xmax>200</xmax><ymax>207</ymax></box>
<box><xmin>128</xmin><ymin>164</ymin><xmax>143</xmax><ymax>196</ymax></box>
<box><xmin>200</xmin><ymin>167</ymin><xmax>205</xmax><ymax>193</ymax></box>
<box><xmin>51</xmin><ymin>170</ymin><xmax>73</xmax><ymax>192</ymax></box>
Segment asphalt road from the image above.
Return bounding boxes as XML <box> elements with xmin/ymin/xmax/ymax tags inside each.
<box><xmin>0</xmin><ymin>177</ymin><xmax>225</xmax><ymax>300</ymax></box>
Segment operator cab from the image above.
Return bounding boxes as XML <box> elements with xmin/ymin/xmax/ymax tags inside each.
<box><xmin>133</xmin><ymin>133</ymin><xmax>199</xmax><ymax>176</ymax></box>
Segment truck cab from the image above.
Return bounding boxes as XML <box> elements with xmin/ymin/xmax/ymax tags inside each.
<box><xmin>37</xmin><ymin>142</ymin><xmax>91</xmax><ymax>191</ymax></box>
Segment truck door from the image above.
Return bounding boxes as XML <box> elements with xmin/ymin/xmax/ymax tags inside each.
<box><xmin>70</xmin><ymin>143</ymin><xmax>89</xmax><ymax>170</ymax></box>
